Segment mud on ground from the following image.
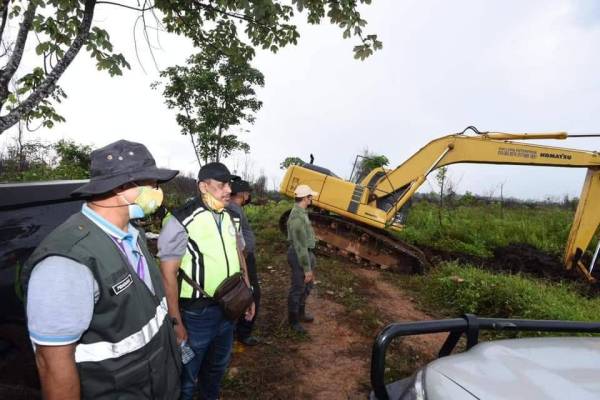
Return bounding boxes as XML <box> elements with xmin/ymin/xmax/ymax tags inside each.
<box><xmin>424</xmin><ymin>242</ymin><xmax>600</xmax><ymax>287</ymax></box>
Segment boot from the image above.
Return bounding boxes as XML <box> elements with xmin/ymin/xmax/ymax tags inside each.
<box><xmin>299</xmin><ymin>305</ymin><xmax>314</xmax><ymax>323</ymax></box>
<box><xmin>288</xmin><ymin>312</ymin><xmax>307</xmax><ymax>334</ymax></box>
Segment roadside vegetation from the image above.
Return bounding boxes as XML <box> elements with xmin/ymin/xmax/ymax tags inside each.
<box><xmin>400</xmin><ymin>262</ymin><xmax>600</xmax><ymax>322</ymax></box>
<box><xmin>396</xmin><ymin>199</ymin><xmax>579</xmax><ymax>258</ymax></box>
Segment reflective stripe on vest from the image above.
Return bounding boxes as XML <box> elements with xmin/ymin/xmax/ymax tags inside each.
<box><xmin>180</xmin><ymin>208</ymin><xmax>240</xmax><ymax>299</ymax></box>
<box><xmin>74</xmin><ymin>297</ymin><xmax>168</xmax><ymax>363</ymax></box>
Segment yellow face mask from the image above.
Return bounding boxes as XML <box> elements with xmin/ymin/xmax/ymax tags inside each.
<box><xmin>202</xmin><ymin>191</ymin><xmax>225</xmax><ymax>213</ymax></box>
<box><xmin>126</xmin><ymin>186</ymin><xmax>163</xmax><ymax>219</ymax></box>
<box><xmin>136</xmin><ymin>186</ymin><xmax>164</xmax><ymax>214</ymax></box>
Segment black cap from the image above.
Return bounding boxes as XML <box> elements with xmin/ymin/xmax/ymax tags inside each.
<box><xmin>197</xmin><ymin>162</ymin><xmax>240</xmax><ymax>183</ymax></box>
<box><xmin>72</xmin><ymin>140</ymin><xmax>178</xmax><ymax>196</ymax></box>
<box><xmin>231</xmin><ymin>179</ymin><xmax>252</xmax><ymax>194</ymax></box>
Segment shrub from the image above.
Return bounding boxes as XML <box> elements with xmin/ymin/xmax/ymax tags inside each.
<box><xmin>418</xmin><ymin>262</ymin><xmax>600</xmax><ymax>321</ymax></box>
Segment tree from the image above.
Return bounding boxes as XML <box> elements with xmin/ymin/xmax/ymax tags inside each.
<box><xmin>154</xmin><ymin>37</ymin><xmax>263</xmax><ymax>164</ymax></box>
<box><xmin>352</xmin><ymin>149</ymin><xmax>389</xmax><ymax>182</ymax></box>
<box><xmin>280</xmin><ymin>156</ymin><xmax>305</xmax><ymax>169</ymax></box>
<box><xmin>0</xmin><ymin>137</ymin><xmax>92</xmax><ymax>182</ymax></box>
<box><xmin>0</xmin><ymin>0</ymin><xmax>381</xmax><ymax>135</ymax></box>
<box><xmin>52</xmin><ymin>138</ymin><xmax>92</xmax><ymax>178</ymax></box>
<box><xmin>435</xmin><ymin>166</ymin><xmax>447</xmax><ymax>228</ymax></box>
<box><xmin>252</xmin><ymin>173</ymin><xmax>267</xmax><ymax>203</ymax></box>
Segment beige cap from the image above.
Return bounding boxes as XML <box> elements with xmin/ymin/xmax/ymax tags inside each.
<box><xmin>294</xmin><ymin>184</ymin><xmax>318</xmax><ymax>198</ymax></box>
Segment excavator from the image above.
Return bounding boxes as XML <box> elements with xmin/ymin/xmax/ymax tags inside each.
<box><xmin>279</xmin><ymin>127</ymin><xmax>600</xmax><ymax>282</ymax></box>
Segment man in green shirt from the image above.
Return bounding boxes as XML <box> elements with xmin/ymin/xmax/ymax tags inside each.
<box><xmin>287</xmin><ymin>184</ymin><xmax>319</xmax><ymax>334</ymax></box>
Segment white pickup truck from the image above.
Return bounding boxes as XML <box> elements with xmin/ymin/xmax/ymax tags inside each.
<box><xmin>370</xmin><ymin>315</ymin><xmax>600</xmax><ymax>400</ymax></box>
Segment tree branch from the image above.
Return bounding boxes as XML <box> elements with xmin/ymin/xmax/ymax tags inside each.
<box><xmin>0</xmin><ymin>0</ymin><xmax>10</xmax><ymax>44</ymax></box>
<box><xmin>0</xmin><ymin>0</ymin><xmax>96</xmax><ymax>134</ymax></box>
<box><xmin>0</xmin><ymin>0</ymin><xmax>37</xmax><ymax>108</ymax></box>
<box><xmin>96</xmin><ymin>1</ymin><xmax>156</xmax><ymax>12</ymax></box>
<box><xmin>191</xmin><ymin>1</ymin><xmax>258</xmax><ymax>25</ymax></box>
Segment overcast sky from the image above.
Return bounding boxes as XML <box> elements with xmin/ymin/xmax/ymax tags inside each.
<box><xmin>2</xmin><ymin>0</ymin><xmax>600</xmax><ymax>200</ymax></box>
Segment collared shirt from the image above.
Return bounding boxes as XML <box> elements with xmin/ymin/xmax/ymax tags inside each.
<box><xmin>26</xmin><ymin>205</ymin><xmax>154</xmax><ymax>346</ymax></box>
<box><xmin>287</xmin><ymin>204</ymin><xmax>316</xmax><ymax>272</ymax></box>
<box><xmin>81</xmin><ymin>204</ymin><xmax>154</xmax><ymax>293</ymax></box>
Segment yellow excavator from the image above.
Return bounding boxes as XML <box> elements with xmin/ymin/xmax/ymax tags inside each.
<box><xmin>279</xmin><ymin>127</ymin><xmax>600</xmax><ymax>281</ymax></box>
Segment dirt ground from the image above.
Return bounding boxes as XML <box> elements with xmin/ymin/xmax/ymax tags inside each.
<box><xmin>222</xmin><ymin>236</ymin><xmax>600</xmax><ymax>399</ymax></box>
<box><xmin>222</xmin><ymin>251</ymin><xmax>443</xmax><ymax>400</ymax></box>
<box><xmin>424</xmin><ymin>242</ymin><xmax>600</xmax><ymax>282</ymax></box>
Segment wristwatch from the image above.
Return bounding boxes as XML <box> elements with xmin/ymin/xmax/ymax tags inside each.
<box><xmin>171</xmin><ymin>317</ymin><xmax>179</xmax><ymax>326</ymax></box>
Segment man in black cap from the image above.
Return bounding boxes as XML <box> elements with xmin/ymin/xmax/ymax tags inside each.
<box><xmin>227</xmin><ymin>179</ymin><xmax>261</xmax><ymax>346</ymax></box>
<box><xmin>20</xmin><ymin>140</ymin><xmax>181</xmax><ymax>399</ymax></box>
<box><xmin>158</xmin><ymin>162</ymin><xmax>255</xmax><ymax>400</ymax></box>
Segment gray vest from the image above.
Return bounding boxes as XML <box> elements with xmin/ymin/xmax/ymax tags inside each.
<box><xmin>21</xmin><ymin>212</ymin><xmax>181</xmax><ymax>399</ymax></box>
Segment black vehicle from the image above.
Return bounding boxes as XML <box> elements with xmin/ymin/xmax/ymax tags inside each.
<box><xmin>0</xmin><ymin>181</ymin><xmax>86</xmax><ymax>399</ymax></box>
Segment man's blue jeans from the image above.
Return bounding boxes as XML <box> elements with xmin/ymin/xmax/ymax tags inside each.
<box><xmin>181</xmin><ymin>305</ymin><xmax>234</xmax><ymax>400</ymax></box>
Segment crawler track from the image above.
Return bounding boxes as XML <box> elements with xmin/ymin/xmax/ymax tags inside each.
<box><xmin>279</xmin><ymin>210</ymin><xmax>430</xmax><ymax>274</ymax></box>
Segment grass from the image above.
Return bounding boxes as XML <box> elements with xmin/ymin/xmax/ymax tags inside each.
<box><xmin>396</xmin><ymin>201</ymin><xmax>579</xmax><ymax>258</ymax></box>
<box><xmin>408</xmin><ymin>261</ymin><xmax>600</xmax><ymax>322</ymax></box>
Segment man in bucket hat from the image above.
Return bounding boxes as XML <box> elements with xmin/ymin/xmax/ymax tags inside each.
<box><xmin>20</xmin><ymin>140</ymin><xmax>181</xmax><ymax>399</ymax></box>
<box><xmin>158</xmin><ymin>162</ymin><xmax>255</xmax><ymax>400</ymax></box>
<box><xmin>286</xmin><ymin>184</ymin><xmax>319</xmax><ymax>334</ymax></box>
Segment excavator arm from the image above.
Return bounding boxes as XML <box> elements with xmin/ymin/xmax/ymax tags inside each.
<box><xmin>366</xmin><ymin>132</ymin><xmax>598</xmax><ymax>218</ymax></box>
<box><xmin>563</xmin><ymin>169</ymin><xmax>600</xmax><ymax>280</ymax></box>
<box><xmin>280</xmin><ymin>129</ymin><xmax>600</xmax><ymax>280</ymax></box>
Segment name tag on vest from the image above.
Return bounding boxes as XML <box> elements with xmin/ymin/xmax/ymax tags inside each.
<box><xmin>111</xmin><ymin>274</ymin><xmax>133</xmax><ymax>296</ymax></box>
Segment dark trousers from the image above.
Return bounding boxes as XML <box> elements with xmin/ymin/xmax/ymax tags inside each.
<box><xmin>180</xmin><ymin>305</ymin><xmax>234</xmax><ymax>400</ymax></box>
<box><xmin>236</xmin><ymin>252</ymin><xmax>261</xmax><ymax>339</ymax></box>
<box><xmin>287</xmin><ymin>246</ymin><xmax>316</xmax><ymax>313</ymax></box>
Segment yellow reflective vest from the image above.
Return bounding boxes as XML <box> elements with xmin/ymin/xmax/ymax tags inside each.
<box><xmin>171</xmin><ymin>197</ymin><xmax>241</xmax><ymax>298</ymax></box>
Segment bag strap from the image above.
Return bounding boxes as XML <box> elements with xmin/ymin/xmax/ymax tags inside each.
<box><xmin>172</xmin><ymin>206</ymin><xmax>213</xmax><ymax>299</ymax></box>
<box><xmin>179</xmin><ymin>269</ymin><xmax>212</xmax><ymax>299</ymax></box>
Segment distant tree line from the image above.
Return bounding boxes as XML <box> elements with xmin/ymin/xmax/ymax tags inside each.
<box><xmin>0</xmin><ymin>138</ymin><xmax>92</xmax><ymax>182</ymax></box>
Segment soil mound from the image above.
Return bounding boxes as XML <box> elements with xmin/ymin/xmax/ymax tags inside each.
<box><xmin>491</xmin><ymin>243</ymin><xmax>576</xmax><ymax>281</ymax></box>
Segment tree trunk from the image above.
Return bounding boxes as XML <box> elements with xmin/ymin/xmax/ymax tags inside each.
<box><xmin>500</xmin><ymin>183</ymin><xmax>504</xmax><ymax>219</ymax></box>
<box><xmin>17</xmin><ymin>120</ymin><xmax>24</xmax><ymax>171</ymax></box>
<box><xmin>189</xmin><ymin>133</ymin><xmax>202</xmax><ymax>168</ymax></box>
<box><xmin>438</xmin><ymin>178</ymin><xmax>444</xmax><ymax>229</ymax></box>
<box><xmin>0</xmin><ymin>0</ymin><xmax>96</xmax><ymax>135</ymax></box>
<box><xmin>0</xmin><ymin>1</ymin><xmax>37</xmax><ymax>110</ymax></box>
<box><xmin>0</xmin><ymin>0</ymin><xmax>11</xmax><ymax>45</ymax></box>
<box><xmin>215</xmin><ymin>125</ymin><xmax>223</xmax><ymax>163</ymax></box>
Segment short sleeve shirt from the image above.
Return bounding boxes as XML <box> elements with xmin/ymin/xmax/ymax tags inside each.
<box><xmin>26</xmin><ymin>204</ymin><xmax>155</xmax><ymax>346</ymax></box>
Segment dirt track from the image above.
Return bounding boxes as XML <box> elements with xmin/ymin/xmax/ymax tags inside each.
<box><xmin>223</xmin><ymin>253</ymin><xmax>442</xmax><ymax>400</ymax></box>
